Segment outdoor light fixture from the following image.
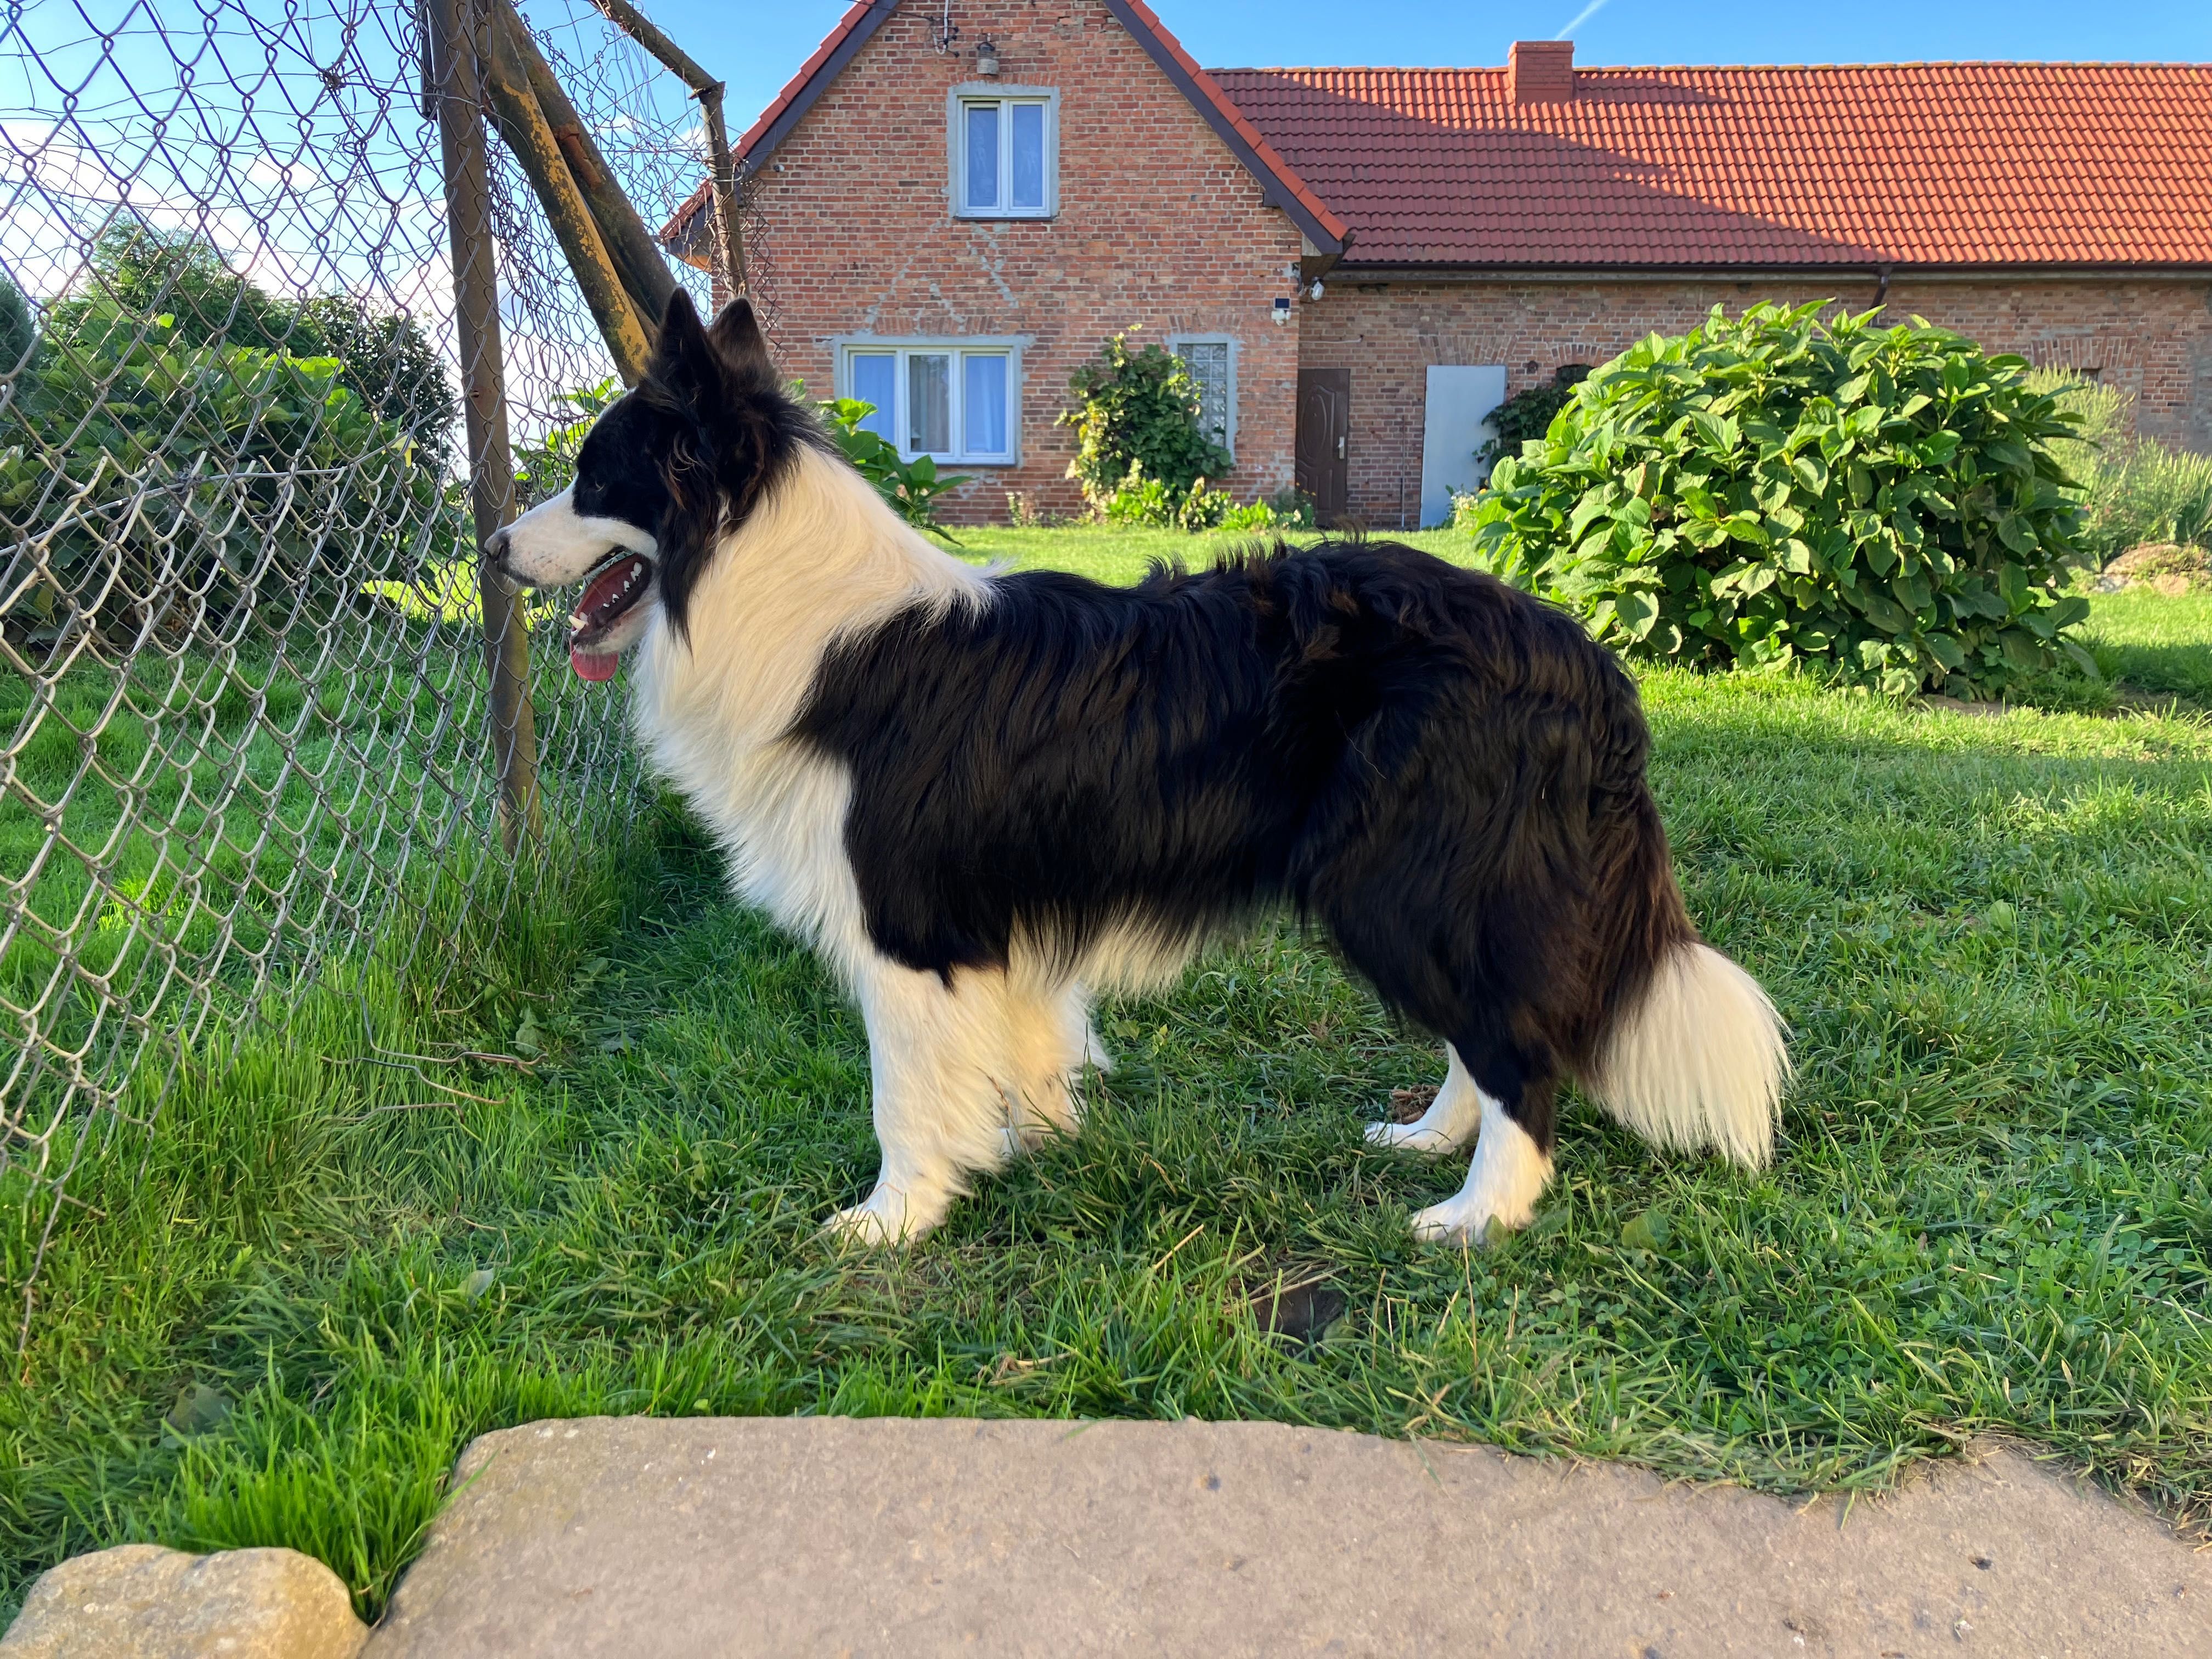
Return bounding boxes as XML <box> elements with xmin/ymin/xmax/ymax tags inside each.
<box><xmin>1308</xmin><ymin>279</ymin><xmax>1325</xmax><ymax>301</ymax></box>
<box><xmin>1272</xmin><ymin>296</ymin><xmax>1292</xmax><ymax>325</ymax></box>
<box><xmin>975</xmin><ymin>36</ymin><xmax>1000</xmax><ymax>75</ymax></box>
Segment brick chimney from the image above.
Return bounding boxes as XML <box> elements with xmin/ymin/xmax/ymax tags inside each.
<box><xmin>1507</xmin><ymin>40</ymin><xmax>1575</xmax><ymax>105</ymax></box>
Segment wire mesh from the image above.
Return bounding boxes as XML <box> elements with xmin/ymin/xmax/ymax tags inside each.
<box><xmin>0</xmin><ymin>0</ymin><xmax>722</xmax><ymax>1339</ymax></box>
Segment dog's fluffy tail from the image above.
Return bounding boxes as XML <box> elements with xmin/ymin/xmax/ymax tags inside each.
<box><xmin>1574</xmin><ymin>736</ymin><xmax>1787</xmax><ymax>1169</ymax></box>
<box><xmin>1585</xmin><ymin>938</ymin><xmax>1787</xmax><ymax>1167</ymax></box>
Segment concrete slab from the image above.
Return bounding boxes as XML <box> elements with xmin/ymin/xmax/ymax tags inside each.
<box><xmin>366</xmin><ymin>1417</ymin><xmax>2209</xmax><ymax>1657</ymax></box>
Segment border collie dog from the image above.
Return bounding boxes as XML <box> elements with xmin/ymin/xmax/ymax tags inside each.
<box><xmin>491</xmin><ymin>295</ymin><xmax>1788</xmax><ymax>1246</ymax></box>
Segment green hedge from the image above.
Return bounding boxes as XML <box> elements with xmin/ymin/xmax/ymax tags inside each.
<box><xmin>1466</xmin><ymin>302</ymin><xmax>2095</xmax><ymax>697</ymax></box>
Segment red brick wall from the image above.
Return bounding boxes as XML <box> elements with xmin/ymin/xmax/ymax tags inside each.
<box><xmin>744</xmin><ymin>0</ymin><xmax>1305</xmax><ymax>521</ymax></box>
<box><xmin>1299</xmin><ymin>275</ymin><xmax>2212</xmax><ymax>527</ymax></box>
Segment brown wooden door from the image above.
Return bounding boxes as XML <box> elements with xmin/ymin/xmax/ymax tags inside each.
<box><xmin>1296</xmin><ymin>367</ymin><xmax>1350</xmax><ymax>526</ymax></box>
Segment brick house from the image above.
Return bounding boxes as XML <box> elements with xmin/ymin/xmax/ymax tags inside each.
<box><xmin>666</xmin><ymin>2</ymin><xmax>2212</xmax><ymax>527</ymax></box>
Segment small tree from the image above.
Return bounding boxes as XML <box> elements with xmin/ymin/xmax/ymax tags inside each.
<box><xmin>1059</xmin><ymin>331</ymin><xmax>1229</xmax><ymax>515</ymax></box>
<box><xmin>1466</xmin><ymin>302</ymin><xmax>2095</xmax><ymax>698</ymax></box>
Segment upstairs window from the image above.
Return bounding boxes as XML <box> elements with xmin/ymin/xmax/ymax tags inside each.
<box><xmin>841</xmin><ymin>340</ymin><xmax>1019</xmax><ymax>465</ymax></box>
<box><xmin>953</xmin><ymin>89</ymin><xmax>1056</xmax><ymax>218</ymax></box>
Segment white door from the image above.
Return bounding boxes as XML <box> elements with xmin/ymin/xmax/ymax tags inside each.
<box><xmin>1419</xmin><ymin>365</ymin><xmax>1508</xmax><ymax>528</ymax></box>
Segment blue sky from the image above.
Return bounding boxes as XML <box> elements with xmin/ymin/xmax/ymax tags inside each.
<box><xmin>648</xmin><ymin>0</ymin><xmax>2212</xmax><ymax>138</ymax></box>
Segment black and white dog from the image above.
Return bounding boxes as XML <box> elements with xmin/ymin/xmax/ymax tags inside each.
<box><xmin>490</xmin><ymin>294</ymin><xmax>1788</xmax><ymax>1246</ymax></box>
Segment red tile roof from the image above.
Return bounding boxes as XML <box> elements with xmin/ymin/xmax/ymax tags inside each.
<box><xmin>1208</xmin><ymin>63</ymin><xmax>2212</xmax><ymax>269</ymax></box>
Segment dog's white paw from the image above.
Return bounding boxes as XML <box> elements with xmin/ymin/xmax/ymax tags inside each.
<box><xmin>821</xmin><ymin>1182</ymin><xmax>932</xmax><ymax>1248</ymax></box>
<box><xmin>1364</xmin><ymin>1119</ymin><xmax>1462</xmax><ymax>1154</ymax></box>
<box><xmin>1409</xmin><ymin>1191</ymin><xmax>1534</xmax><ymax>1247</ymax></box>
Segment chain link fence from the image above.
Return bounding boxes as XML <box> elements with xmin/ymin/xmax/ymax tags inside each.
<box><xmin>0</xmin><ymin>0</ymin><xmax>729</xmax><ymax>1338</ymax></box>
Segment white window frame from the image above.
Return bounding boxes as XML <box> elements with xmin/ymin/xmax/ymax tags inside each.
<box><xmin>947</xmin><ymin>84</ymin><xmax>1059</xmax><ymax>219</ymax></box>
<box><xmin>834</xmin><ymin>336</ymin><xmax>1025</xmax><ymax>466</ymax></box>
<box><xmin>1168</xmin><ymin>333</ymin><xmax>1238</xmax><ymax>462</ymax></box>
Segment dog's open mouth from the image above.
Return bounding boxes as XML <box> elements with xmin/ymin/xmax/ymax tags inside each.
<box><xmin>567</xmin><ymin>551</ymin><xmax>656</xmax><ymax>681</ymax></box>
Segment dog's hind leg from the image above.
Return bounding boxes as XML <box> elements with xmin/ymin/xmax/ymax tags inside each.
<box><xmin>1365</xmin><ymin>1043</ymin><xmax>1486</xmax><ymax>1155</ymax></box>
<box><xmin>823</xmin><ymin>960</ymin><xmax>1022</xmax><ymax>1246</ymax></box>
<box><xmin>1002</xmin><ymin>979</ymin><xmax>1101</xmax><ymax>1153</ymax></box>
<box><xmin>1407</xmin><ymin>1030</ymin><xmax>1558</xmax><ymax>1247</ymax></box>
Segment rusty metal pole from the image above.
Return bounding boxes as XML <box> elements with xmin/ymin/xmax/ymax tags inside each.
<box><xmin>586</xmin><ymin>0</ymin><xmax>746</xmax><ymax>298</ymax></box>
<box><xmin>428</xmin><ymin>0</ymin><xmax>541</xmax><ymax>849</ymax></box>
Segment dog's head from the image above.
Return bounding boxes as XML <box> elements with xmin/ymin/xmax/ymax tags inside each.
<box><xmin>488</xmin><ymin>292</ymin><xmax>815</xmax><ymax>680</ymax></box>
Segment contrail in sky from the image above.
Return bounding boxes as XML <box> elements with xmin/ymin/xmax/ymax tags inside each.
<box><xmin>1554</xmin><ymin>0</ymin><xmax>1612</xmax><ymax>40</ymax></box>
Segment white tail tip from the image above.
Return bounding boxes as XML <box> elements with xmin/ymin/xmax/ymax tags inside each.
<box><xmin>1586</xmin><ymin>942</ymin><xmax>1788</xmax><ymax>1169</ymax></box>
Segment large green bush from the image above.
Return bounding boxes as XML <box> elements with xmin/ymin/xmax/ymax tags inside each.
<box><xmin>2</xmin><ymin>230</ymin><xmax>454</xmax><ymax>639</ymax></box>
<box><xmin>1</xmin><ymin>309</ymin><xmax>441</xmax><ymax>637</ymax></box>
<box><xmin>1467</xmin><ymin>302</ymin><xmax>2095</xmax><ymax>697</ymax></box>
<box><xmin>46</xmin><ymin>222</ymin><xmax>454</xmax><ymax>446</ymax></box>
<box><xmin>1059</xmin><ymin>331</ymin><xmax>1230</xmax><ymax>516</ymax></box>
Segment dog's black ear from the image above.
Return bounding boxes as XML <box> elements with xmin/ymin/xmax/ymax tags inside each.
<box><xmin>648</xmin><ymin>289</ymin><xmax>722</xmax><ymax>401</ymax></box>
<box><xmin>705</xmin><ymin>298</ymin><xmax>774</xmax><ymax>383</ymax></box>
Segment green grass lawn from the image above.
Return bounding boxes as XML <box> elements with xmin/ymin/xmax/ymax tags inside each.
<box><xmin>5</xmin><ymin>539</ymin><xmax>2209</xmax><ymax>1624</ymax></box>
<box><xmin>2083</xmin><ymin>586</ymin><xmax>2212</xmax><ymax>704</ymax></box>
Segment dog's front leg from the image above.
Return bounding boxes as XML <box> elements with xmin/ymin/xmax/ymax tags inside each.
<box><xmin>822</xmin><ymin>960</ymin><xmax>1020</xmax><ymax>1246</ymax></box>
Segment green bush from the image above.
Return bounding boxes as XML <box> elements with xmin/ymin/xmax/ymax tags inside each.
<box><xmin>1059</xmin><ymin>331</ymin><xmax>1231</xmax><ymax>516</ymax></box>
<box><xmin>514</xmin><ymin>378</ymin><xmax>622</xmax><ymax>510</ymax></box>
<box><xmin>0</xmin><ymin>309</ymin><xmax>441</xmax><ymax>636</ymax></box>
<box><xmin>1099</xmin><ymin>461</ymin><xmax>1301</xmax><ymax>534</ymax></box>
<box><xmin>47</xmin><ymin>222</ymin><xmax>453</xmax><ymax>447</ymax></box>
<box><xmin>1466</xmin><ymin>302</ymin><xmax>2095</xmax><ymax>697</ymax></box>
<box><xmin>2034</xmin><ymin>372</ymin><xmax>2212</xmax><ymax>559</ymax></box>
<box><xmin>0</xmin><ymin>274</ymin><xmax>31</xmax><ymax>374</ymax></box>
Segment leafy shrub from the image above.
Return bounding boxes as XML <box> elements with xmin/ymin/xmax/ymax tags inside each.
<box><xmin>1099</xmin><ymin>459</ymin><xmax>1177</xmax><ymax>527</ymax></box>
<box><xmin>1466</xmin><ymin>302</ymin><xmax>2095</xmax><ymax>697</ymax></box>
<box><xmin>2033</xmin><ymin>372</ymin><xmax>2212</xmax><ymax>559</ymax></box>
<box><xmin>1</xmin><ymin>309</ymin><xmax>441</xmax><ymax>637</ymax></box>
<box><xmin>818</xmin><ymin>397</ymin><xmax>969</xmax><ymax>538</ymax></box>
<box><xmin>1475</xmin><ymin>364</ymin><xmax>1590</xmax><ymax>474</ymax></box>
<box><xmin>1099</xmin><ymin>462</ymin><xmax>1296</xmax><ymax>533</ymax></box>
<box><xmin>289</xmin><ymin>294</ymin><xmax>456</xmax><ymax>448</ymax></box>
<box><xmin>1059</xmin><ymin>331</ymin><xmax>1231</xmax><ymax>516</ymax></box>
<box><xmin>48</xmin><ymin>221</ymin><xmax>453</xmax><ymax>447</ymax></box>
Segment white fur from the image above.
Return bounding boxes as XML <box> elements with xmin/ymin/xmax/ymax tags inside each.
<box><xmin>1364</xmin><ymin>1043</ymin><xmax>1485</xmax><ymax>1154</ymax></box>
<box><xmin>1408</xmin><ymin>1084</ymin><xmax>1553</xmax><ymax>1245</ymax></box>
<box><xmin>1584</xmin><ymin>941</ymin><xmax>1788</xmax><ymax>1169</ymax></box>
<box><xmin>498</xmin><ymin>485</ymin><xmax>656</xmax><ymax>585</ymax></box>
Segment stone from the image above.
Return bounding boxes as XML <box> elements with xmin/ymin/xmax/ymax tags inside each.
<box><xmin>2</xmin><ymin>1544</ymin><xmax>368</xmax><ymax>1659</ymax></box>
<box><xmin>365</xmin><ymin>1416</ymin><xmax>2212</xmax><ymax>1657</ymax></box>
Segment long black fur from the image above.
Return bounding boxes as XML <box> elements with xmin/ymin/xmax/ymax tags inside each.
<box><xmin>792</xmin><ymin>540</ymin><xmax>1697</xmax><ymax>1154</ymax></box>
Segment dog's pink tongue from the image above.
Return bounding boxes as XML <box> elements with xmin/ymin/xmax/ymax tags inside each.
<box><xmin>568</xmin><ymin>558</ymin><xmax>637</xmax><ymax>682</ymax></box>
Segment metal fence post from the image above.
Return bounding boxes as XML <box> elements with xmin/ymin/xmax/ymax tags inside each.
<box><xmin>430</xmin><ymin>0</ymin><xmax>542</xmax><ymax>849</ymax></box>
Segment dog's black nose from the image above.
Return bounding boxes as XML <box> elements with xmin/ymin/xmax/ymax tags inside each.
<box><xmin>484</xmin><ymin>525</ymin><xmax>511</xmax><ymax>571</ymax></box>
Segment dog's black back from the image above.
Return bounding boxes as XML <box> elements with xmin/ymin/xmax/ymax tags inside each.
<box><xmin>793</xmin><ymin>537</ymin><xmax>1695</xmax><ymax>1149</ymax></box>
